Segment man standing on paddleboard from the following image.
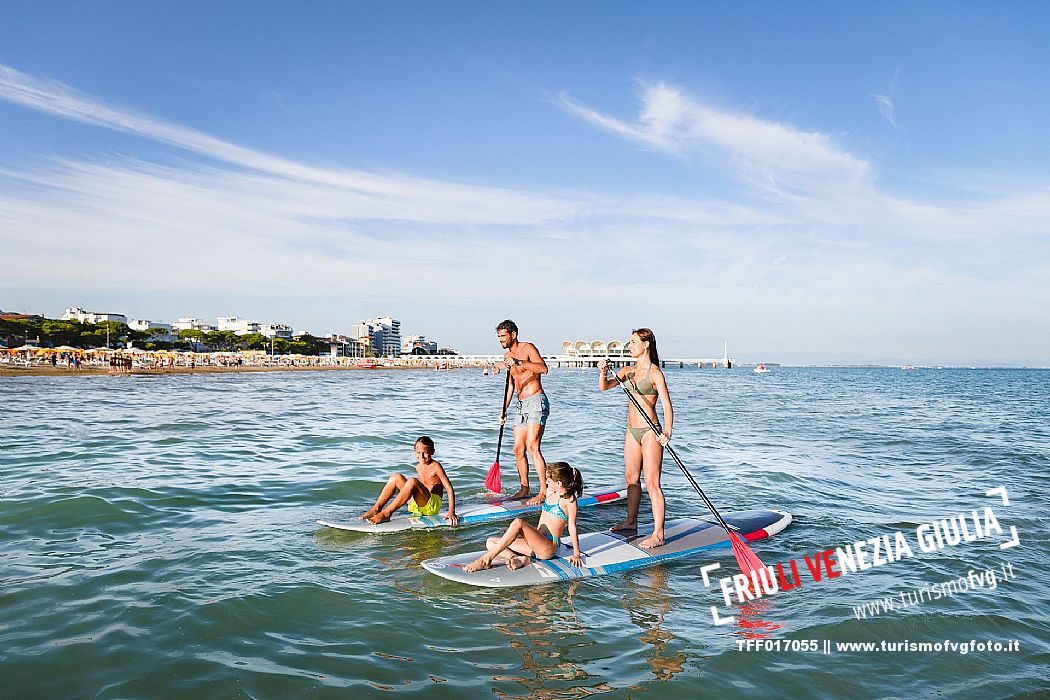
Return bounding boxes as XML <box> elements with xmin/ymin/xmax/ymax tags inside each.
<box><xmin>496</xmin><ymin>319</ymin><xmax>550</xmax><ymax>505</ymax></box>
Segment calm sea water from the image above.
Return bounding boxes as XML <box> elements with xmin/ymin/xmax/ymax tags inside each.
<box><xmin>1</xmin><ymin>367</ymin><xmax>1047</xmax><ymax>698</ymax></box>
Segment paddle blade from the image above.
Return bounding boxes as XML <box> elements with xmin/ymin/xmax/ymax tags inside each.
<box><xmin>729</xmin><ymin>532</ymin><xmax>769</xmax><ymax>586</ymax></box>
<box><xmin>485</xmin><ymin>461</ymin><xmax>502</xmax><ymax>493</ymax></box>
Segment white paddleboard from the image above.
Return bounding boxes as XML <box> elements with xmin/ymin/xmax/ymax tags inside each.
<box><xmin>421</xmin><ymin>509</ymin><xmax>791</xmax><ymax>587</ymax></box>
<box><xmin>317</xmin><ymin>486</ymin><xmax>628</xmax><ymax>533</ymax></box>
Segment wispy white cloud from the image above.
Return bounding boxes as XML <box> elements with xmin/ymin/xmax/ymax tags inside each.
<box><xmin>557</xmin><ymin>81</ymin><xmax>1050</xmax><ymax>240</ymax></box>
<box><xmin>872</xmin><ymin>93</ymin><xmax>896</xmax><ymax>127</ymax></box>
<box><xmin>872</xmin><ymin>64</ymin><xmax>902</xmax><ymax>128</ymax></box>
<box><xmin>558</xmin><ymin>81</ymin><xmax>872</xmax><ymax>198</ymax></box>
<box><xmin>0</xmin><ymin>66</ymin><xmax>1048</xmax><ymax>360</ymax></box>
<box><xmin>0</xmin><ymin>66</ymin><xmax>774</xmax><ymax>311</ymax></box>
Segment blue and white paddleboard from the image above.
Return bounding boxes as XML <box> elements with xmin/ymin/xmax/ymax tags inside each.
<box><xmin>421</xmin><ymin>509</ymin><xmax>791</xmax><ymax>587</ymax></box>
<box><xmin>316</xmin><ymin>486</ymin><xmax>628</xmax><ymax>533</ymax></box>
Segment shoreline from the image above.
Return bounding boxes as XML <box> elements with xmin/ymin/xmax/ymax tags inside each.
<box><xmin>0</xmin><ymin>364</ymin><xmax>435</xmax><ymax>378</ymax></box>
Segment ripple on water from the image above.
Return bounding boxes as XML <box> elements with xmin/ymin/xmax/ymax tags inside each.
<box><xmin>1</xmin><ymin>368</ymin><xmax>1048</xmax><ymax>697</ymax></box>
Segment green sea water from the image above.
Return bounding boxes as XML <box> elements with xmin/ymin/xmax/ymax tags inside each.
<box><xmin>1</xmin><ymin>367</ymin><xmax>1047</xmax><ymax>698</ymax></box>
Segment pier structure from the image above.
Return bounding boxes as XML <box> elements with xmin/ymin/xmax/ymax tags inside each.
<box><xmin>395</xmin><ymin>354</ymin><xmax>734</xmax><ymax>369</ymax></box>
<box><xmin>393</xmin><ymin>336</ymin><xmax>734</xmax><ymax>369</ymax></box>
<box><xmin>548</xmin><ymin>356</ymin><xmax>733</xmax><ymax>369</ymax></box>
<box><xmin>549</xmin><ymin>338</ymin><xmax>733</xmax><ymax>369</ymax></box>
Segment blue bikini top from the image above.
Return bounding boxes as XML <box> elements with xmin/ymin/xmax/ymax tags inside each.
<box><xmin>541</xmin><ymin>497</ymin><xmax>568</xmax><ymax>522</ymax></box>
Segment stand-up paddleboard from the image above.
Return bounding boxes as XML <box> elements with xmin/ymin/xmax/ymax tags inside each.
<box><xmin>316</xmin><ymin>486</ymin><xmax>629</xmax><ymax>533</ymax></box>
<box><xmin>421</xmin><ymin>509</ymin><xmax>791</xmax><ymax>587</ymax></box>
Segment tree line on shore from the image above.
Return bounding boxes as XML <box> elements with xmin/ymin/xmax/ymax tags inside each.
<box><xmin>0</xmin><ymin>317</ymin><xmax>330</xmax><ymax>355</ymax></box>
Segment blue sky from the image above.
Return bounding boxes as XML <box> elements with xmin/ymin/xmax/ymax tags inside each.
<box><xmin>1</xmin><ymin>2</ymin><xmax>1048</xmax><ymax>364</ymax></box>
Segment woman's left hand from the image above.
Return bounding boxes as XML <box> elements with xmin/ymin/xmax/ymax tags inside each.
<box><xmin>569</xmin><ymin>553</ymin><xmax>584</xmax><ymax>568</ymax></box>
<box><xmin>658</xmin><ymin>431</ymin><xmax>671</xmax><ymax>447</ymax></box>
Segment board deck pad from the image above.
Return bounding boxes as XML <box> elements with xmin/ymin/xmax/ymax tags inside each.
<box><xmin>316</xmin><ymin>486</ymin><xmax>628</xmax><ymax>533</ymax></box>
<box><xmin>421</xmin><ymin>509</ymin><xmax>791</xmax><ymax>587</ymax></box>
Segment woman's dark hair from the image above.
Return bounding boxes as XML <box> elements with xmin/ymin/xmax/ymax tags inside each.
<box><xmin>547</xmin><ymin>461</ymin><xmax>583</xmax><ymax>501</ymax></box>
<box><xmin>632</xmin><ymin>328</ymin><xmax>660</xmax><ymax>366</ymax></box>
<box><xmin>415</xmin><ymin>435</ymin><xmax>435</xmax><ymax>452</ymax></box>
<box><xmin>496</xmin><ymin>319</ymin><xmax>518</xmax><ymax>335</ymax></box>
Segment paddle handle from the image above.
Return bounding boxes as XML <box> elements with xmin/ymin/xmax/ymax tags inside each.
<box><xmin>601</xmin><ymin>359</ymin><xmax>735</xmax><ymax>536</ymax></box>
<box><xmin>494</xmin><ymin>368</ymin><xmax>513</xmax><ymax>463</ymax></box>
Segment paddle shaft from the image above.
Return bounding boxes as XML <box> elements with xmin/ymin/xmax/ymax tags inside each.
<box><xmin>494</xmin><ymin>368</ymin><xmax>513</xmax><ymax>464</ymax></box>
<box><xmin>603</xmin><ymin>360</ymin><xmax>736</xmax><ymax>535</ymax></box>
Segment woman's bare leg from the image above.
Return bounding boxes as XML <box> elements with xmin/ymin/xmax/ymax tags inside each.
<box><xmin>611</xmin><ymin>432</ymin><xmax>642</xmax><ymax>532</ymax></box>
<box><xmin>638</xmin><ymin>434</ymin><xmax>666</xmax><ymax>548</ymax></box>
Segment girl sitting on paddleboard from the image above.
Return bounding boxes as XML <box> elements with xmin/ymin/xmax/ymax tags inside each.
<box><xmin>464</xmin><ymin>461</ymin><xmax>583</xmax><ymax>572</ymax></box>
<box><xmin>360</xmin><ymin>436</ymin><xmax>459</xmax><ymax>525</ymax></box>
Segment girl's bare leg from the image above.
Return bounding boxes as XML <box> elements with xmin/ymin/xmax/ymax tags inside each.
<box><xmin>465</xmin><ymin>519</ymin><xmax>556</xmax><ymax>572</ymax></box>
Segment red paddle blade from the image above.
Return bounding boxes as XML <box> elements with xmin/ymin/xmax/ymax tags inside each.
<box><xmin>729</xmin><ymin>532</ymin><xmax>770</xmax><ymax>587</ymax></box>
<box><xmin>485</xmin><ymin>461</ymin><xmax>502</xmax><ymax>493</ymax></box>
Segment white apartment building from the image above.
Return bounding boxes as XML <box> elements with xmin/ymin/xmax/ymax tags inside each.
<box><xmin>260</xmin><ymin>324</ymin><xmax>293</xmax><ymax>339</ymax></box>
<box><xmin>217</xmin><ymin>316</ymin><xmax>261</xmax><ymax>335</ymax></box>
<box><xmin>63</xmin><ymin>306</ymin><xmax>128</xmax><ymax>324</ymax></box>
<box><xmin>327</xmin><ymin>334</ymin><xmax>366</xmax><ymax>358</ymax></box>
<box><xmin>129</xmin><ymin>320</ymin><xmax>172</xmax><ymax>332</ymax></box>
<box><xmin>129</xmin><ymin>320</ymin><xmax>177</xmax><ymax>343</ymax></box>
<box><xmin>172</xmin><ymin>318</ymin><xmax>216</xmax><ymax>332</ymax></box>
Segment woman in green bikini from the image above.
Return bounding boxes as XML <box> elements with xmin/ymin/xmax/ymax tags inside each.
<box><xmin>597</xmin><ymin>328</ymin><xmax>673</xmax><ymax>548</ymax></box>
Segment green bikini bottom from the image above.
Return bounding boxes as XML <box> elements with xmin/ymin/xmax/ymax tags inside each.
<box><xmin>627</xmin><ymin>424</ymin><xmax>658</xmax><ymax>445</ymax></box>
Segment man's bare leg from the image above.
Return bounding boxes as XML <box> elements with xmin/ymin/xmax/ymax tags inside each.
<box><xmin>508</xmin><ymin>425</ymin><xmax>531</xmax><ymax>500</ymax></box>
<box><xmin>523</xmin><ymin>424</ymin><xmax>547</xmax><ymax>506</ymax></box>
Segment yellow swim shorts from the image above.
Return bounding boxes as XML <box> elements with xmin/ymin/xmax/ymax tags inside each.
<box><xmin>407</xmin><ymin>492</ymin><xmax>443</xmax><ymax>516</ymax></box>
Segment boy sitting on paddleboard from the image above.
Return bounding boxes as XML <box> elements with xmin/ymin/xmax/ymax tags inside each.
<box><xmin>361</xmin><ymin>436</ymin><xmax>459</xmax><ymax>525</ymax></box>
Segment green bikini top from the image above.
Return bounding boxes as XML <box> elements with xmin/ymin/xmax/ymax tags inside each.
<box><xmin>627</xmin><ymin>365</ymin><xmax>658</xmax><ymax>396</ymax></box>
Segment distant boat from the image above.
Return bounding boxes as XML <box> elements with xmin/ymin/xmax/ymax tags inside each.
<box><xmin>902</xmin><ymin>364</ymin><xmax>915</xmax><ymax>370</ymax></box>
<box><xmin>753</xmin><ymin>364</ymin><xmax>770</xmax><ymax>373</ymax></box>
<box><xmin>356</xmin><ymin>360</ymin><xmax>379</xmax><ymax>369</ymax></box>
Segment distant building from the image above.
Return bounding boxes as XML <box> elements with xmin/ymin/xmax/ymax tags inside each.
<box><xmin>260</xmin><ymin>323</ymin><xmax>293</xmax><ymax>339</ymax></box>
<box><xmin>402</xmin><ymin>335</ymin><xmax>438</xmax><ymax>354</ymax></box>
<box><xmin>217</xmin><ymin>316</ymin><xmax>261</xmax><ymax>335</ymax></box>
<box><xmin>63</xmin><ymin>306</ymin><xmax>127</xmax><ymax>324</ymax></box>
<box><xmin>129</xmin><ymin>319</ymin><xmax>172</xmax><ymax>332</ymax></box>
<box><xmin>353</xmin><ymin>316</ymin><xmax>402</xmax><ymax>356</ymax></box>
<box><xmin>0</xmin><ymin>312</ymin><xmax>44</xmax><ymax>322</ymax></box>
<box><xmin>172</xmin><ymin>318</ymin><xmax>216</xmax><ymax>332</ymax></box>
<box><xmin>327</xmin><ymin>334</ymin><xmax>366</xmax><ymax>358</ymax></box>
<box><xmin>129</xmin><ymin>320</ymin><xmax>176</xmax><ymax>343</ymax></box>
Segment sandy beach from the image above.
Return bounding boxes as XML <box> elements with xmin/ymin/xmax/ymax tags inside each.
<box><xmin>0</xmin><ymin>363</ymin><xmax>430</xmax><ymax>378</ymax></box>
